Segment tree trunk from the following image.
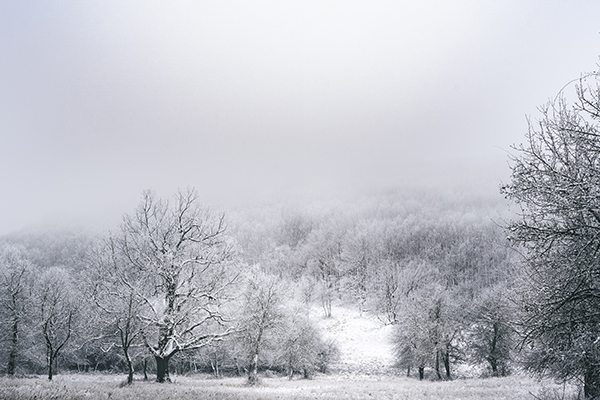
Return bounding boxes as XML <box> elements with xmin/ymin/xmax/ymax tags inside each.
<box><xmin>443</xmin><ymin>348</ymin><xmax>451</xmax><ymax>380</ymax></box>
<box><xmin>234</xmin><ymin>358</ymin><xmax>241</xmax><ymax>376</ymax></box>
<box><xmin>155</xmin><ymin>355</ymin><xmax>171</xmax><ymax>383</ymax></box>
<box><xmin>7</xmin><ymin>320</ymin><xmax>18</xmax><ymax>375</ymax></box>
<box><xmin>406</xmin><ymin>366</ymin><xmax>410</xmax><ymax>377</ymax></box>
<box><xmin>211</xmin><ymin>356</ymin><xmax>220</xmax><ymax>378</ymax></box>
<box><xmin>46</xmin><ymin>345</ymin><xmax>54</xmax><ymax>380</ymax></box>
<box><xmin>418</xmin><ymin>367</ymin><xmax>424</xmax><ymax>380</ymax></box>
<box><xmin>489</xmin><ymin>356</ymin><xmax>498</xmax><ymax>377</ymax></box>
<box><xmin>124</xmin><ymin>348</ymin><xmax>134</xmax><ymax>384</ymax></box>
<box><xmin>303</xmin><ymin>367</ymin><xmax>310</xmax><ymax>379</ymax></box>
<box><xmin>489</xmin><ymin>322</ymin><xmax>499</xmax><ymax>377</ymax></box>
<box><xmin>584</xmin><ymin>365</ymin><xmax>600</xmax><ymax>399</ymax></box>
<box><xmin>435</xmin><ymin>350</ymin><xmax>442</xmax><ymax>380</ymax></box>
<box><xmin>143</xmin><ymin>359</ymin><xmax>148</xmax><ymax>381</ymax></box>
<box><xmin>47</xmin><ymin>355</ymin><xmax>54</xmax><ymax>381</ymax></box>
<box><xmin>322</xmin><ymin>294</ymin><xmax>332</xmax><ymax>318</ymax></box>
<box><xmin>248</xmin><ymin>354</ymin><xmax>259</xmax><ymax>386</ymax></box>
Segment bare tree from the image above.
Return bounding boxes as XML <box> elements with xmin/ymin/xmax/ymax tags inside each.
<box><xmin>113</xmin><ymin>189</ymin><xmax>236</xmax><ymax>382</ymax></box>
<box><xmin>0</xmin><ymin>245</ymin><xmax>34</xmax><ymax>375</ymax></box>
<box><xmin>36</xmin><ymin>267</ymin><xmax>79</xmax><ymax>380</ymax></box>
<box><xmin>237</xmin><ymin>268</ymin><xmax>284</xmax><ymax>385</ymax></box>
<box><xmin>89</xmin><ymin>239</ymin><xmax>145</xmax><ymax>384</ymax></box>
<box><xmin>305</xmin><ymin>225</ymin><xmax>346</xmax><ymax>318</ymax></box>
<box><xmin>394</xmin><ymin>288</ymin><xmax>435</xmax><ymax>380</ymax></box>
<box><xmin>502</xmin><ymin>72</ymin><xmax>600</xmax><ymax>398</ymax></box>
<box><xmin>394</xmin><ymin>284</ymin><xmax>461</xmax><ymax>380</ymax></box>
<box><xmin>279</xmin><ymin>312</ymin><xmax>337</xmax><ymax>379</ymax></box>
<box><xmin>468</xmin><ymin>284</ymin><xmax>514</xmax><ymax>377</ymax></box>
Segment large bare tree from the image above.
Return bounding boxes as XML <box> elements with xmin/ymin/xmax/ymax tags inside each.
<box><xmin>113</xmin><ymin>188</ymin><xmax>236</xmax><ymax>382</ymax></box>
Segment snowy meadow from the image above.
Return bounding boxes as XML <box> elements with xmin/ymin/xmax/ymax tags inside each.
<box><xmin>0</xmin><ymin>374</ymin><xmax>576</xmax><ymax>400</ymax></box>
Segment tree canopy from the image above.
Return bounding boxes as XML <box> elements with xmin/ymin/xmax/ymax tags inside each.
<box><xmin>502</xmin><ymin>72</ymin><xmax>600</xmax><ymax>398</ymax></box>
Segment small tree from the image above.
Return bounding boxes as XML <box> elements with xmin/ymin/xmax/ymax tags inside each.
<box><xmin>279</xmin><ymin>313</ymin><xmax>336</xmax><ymax>379</ymax></box>
<box><xmin>0</xmin><ymin>245</ymin><xmax>34</xmax><ymax>375</ymax></box>
<box><xmin>237</xmin><ymin>269</ymin><xmax>284</xmax><ymax>385</ymax></box>
<box><xmin>394</xmin><ymin>284</ymin><xmax>460</xmax><ymax>380</ymax></box>
<box><xmin>90</xmin><ymin>237</ymin><xmax>147</xmax><ymax>384</ymax></box>
<box><xmin>468</xmin><ymin>284</ymin><xmax>514</xmax><ymax>377</ymax></box>
<box><xmin>394</xmin><ymin>297</ymin><xmax>434</xmax><ymax>380</ymax></box>
<box><xmin>304</xmin><ymin>225</ymin><xmax>345</xmax><ymax>318</ymax></box>
<box><xmin>36</xmin><ymin>267</ymin><xmax>79</xmax><ymax>380</ymax></box>
<box><xmin>502</xmin><ymin>71</ymin><xmax>600</xmax><ymax>398</ymax></box>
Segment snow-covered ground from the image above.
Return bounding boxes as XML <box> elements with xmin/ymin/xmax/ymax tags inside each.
<box><xmin>315</xmin><ymin>304</ymin><xmax>396</xmax><ymax>375</ymax></box>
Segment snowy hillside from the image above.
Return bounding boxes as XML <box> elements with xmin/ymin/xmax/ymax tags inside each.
<box><xmin>316</xmin><ymin>305</ymin><xmax>396</xmax><ymax>375</ymax></box>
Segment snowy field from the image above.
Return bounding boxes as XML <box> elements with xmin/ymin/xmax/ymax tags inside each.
<box><xmin>1</xmin><ymin>230</ymin><xmax>569</xmax><ymax>400</ymax></box>
<box><xmin>0</xmin><ymin>374</ymin><xmax>575</xmax><ymax>400</ymax></box>
<box><xmin>0</xmin><ymin>305</ymin><xmax>578</xmax><ymax>400</ymax></box>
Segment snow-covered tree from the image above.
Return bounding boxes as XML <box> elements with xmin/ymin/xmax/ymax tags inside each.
<box><xmin>502</xmin><ymin>71</ymin><xmax>600</xmax><ymax>398</ymax></box>
<box><xmin>112</xmin><ymin>188</ymin><xmax>236</xmax><ymax>382</ymax></box>
<box><xmin>35</xmin><ymin>266</ymin><xmax>79</xmax><ymax>380</ymax></box>
<box><xmin>394</xmin><ymin>284</ymin><xmax>462</xmax><ymax>380</ymax></box>
<box><xmin>468</xmin><ymin>284</ymin><xmax>514</xmax><ymax>377</ymax></box>
<box><xmin>0</xmin><ymin>245</ymin><xmax>34</xmax><ymax>375</ymax></box>
<box><xmin>236</xmin><ymin>269</ymin><xmax>285</xmax><ymax>385</ymax></box>
<box><xmin>89</xmin><ymin>239</ymin><xmax>146</xmax><ymax>384</ymax></box>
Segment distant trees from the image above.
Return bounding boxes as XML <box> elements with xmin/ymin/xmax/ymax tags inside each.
<box><xmin>386</xmin><ymin>214</ymin><xmax>514</xmax><ymax>380</ymax></box>
<box><xmin>305</xmin><ymin>224</ymin><xmax>346</xmax><ymax>318</ymax></box>
<box><xmin>0</xmin><ymin>188</ymin><xmax>518</xmax><ymax>382</ymax></box>
<box><xmin>502</xmin><ymin>72</ymin><xmax>600</xmax><ymax>398</ymax></box>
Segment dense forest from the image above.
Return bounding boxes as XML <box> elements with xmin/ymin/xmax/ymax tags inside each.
<box><xmin>0</xmin><ymin>188</ymin><xmax>518</xmax><ymax>384</ymax></box>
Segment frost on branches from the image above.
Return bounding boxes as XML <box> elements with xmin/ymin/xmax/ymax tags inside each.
<box><xmin>502</xmin><ymin>72</ymin><xmax>600</xmax><ymax>399</ymax></box>
<box><xmin>108</xmin><ymin>189</ymin><xmax>236</xmax><ymax>383</ymax></box>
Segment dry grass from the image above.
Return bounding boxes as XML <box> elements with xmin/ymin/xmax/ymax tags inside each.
<box><xmin>0</xmin><ymin>373</ymin><xmax>577</xmax><ymax>400</ymax></box>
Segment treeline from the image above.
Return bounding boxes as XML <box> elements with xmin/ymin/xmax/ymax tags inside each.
<box><xmin>229</xmin><ymin>192</ymin><xmax>517</xmax><ymax>380</ymax></box>
<box><xmin>0</xmin><ymin>188</ymin><xmax>517</xmax><ymax>383</ymax></box>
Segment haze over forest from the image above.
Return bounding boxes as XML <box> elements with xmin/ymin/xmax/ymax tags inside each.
<box><xmin>2</xmin><ymin>1</ymin><xmax>600</xmax><ymax>234</ymax></box>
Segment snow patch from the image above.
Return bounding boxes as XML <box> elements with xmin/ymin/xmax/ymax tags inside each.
<box><xmin>316</xmin><ymin>305</ymin><xmax>396</xmax><ymax>375</ymax></box>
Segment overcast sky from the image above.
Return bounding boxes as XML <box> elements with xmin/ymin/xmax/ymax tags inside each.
<box><xmin>1</xmin><ymin>1</ymin><xmax>600</xmax><ymax>234</ymax></box>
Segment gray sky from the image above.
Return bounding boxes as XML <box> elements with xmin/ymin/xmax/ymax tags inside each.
<box><xmin>1</xmin><ymin>1</ymin><xmax>599</xmax><ymax>234</ymax></box>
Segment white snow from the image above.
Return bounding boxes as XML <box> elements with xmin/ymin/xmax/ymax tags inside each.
<box><xmin>316</xmin><ymin>304</ymin><xmax>396</xmax><ymax>375</ymax></box>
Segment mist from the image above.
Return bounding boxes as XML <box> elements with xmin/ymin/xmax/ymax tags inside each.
<box><xmin>1</xmin><ymin>1</ymin><xmax>599</xmax><ymax>234</ymax></box>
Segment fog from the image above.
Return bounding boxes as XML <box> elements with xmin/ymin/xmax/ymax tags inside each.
<box><xmin>1</xmin><ymin>1</ymin><xmax>599</xmax><ymax>234</ymax></box>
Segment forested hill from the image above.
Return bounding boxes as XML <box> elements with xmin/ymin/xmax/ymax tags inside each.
<box><xmin>0</xmin><ymin>190</ymin><xmax>516</xmax><ymax>381</ymax></box>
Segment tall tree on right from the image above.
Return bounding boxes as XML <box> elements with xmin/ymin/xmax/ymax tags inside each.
<box><xmin>502</xmin><ymin>72</ymin><xmax>600</xmax><ymax>398</ymax></box>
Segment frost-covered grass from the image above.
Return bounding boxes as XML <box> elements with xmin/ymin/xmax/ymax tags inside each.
<box><xmin>0</xmin><ymin>305</ymin><xmax>576</xmax><ymax>400</ymax></box>
<box><xmin>0</xmin><ymin>374</ymin><xmax>576</xmax><ymax>400</ymax></box>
